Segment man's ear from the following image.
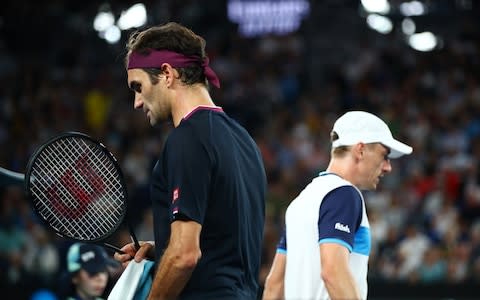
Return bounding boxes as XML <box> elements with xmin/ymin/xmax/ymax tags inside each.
<box><xmin>353</xmin><ymin>143</ymin><xmax>365</xmax><ymax>160</ymax></box>
<box><xmin>161</xmin><ymin>63</ymin><xmax>176</xmax><ymax>87</ymax></box>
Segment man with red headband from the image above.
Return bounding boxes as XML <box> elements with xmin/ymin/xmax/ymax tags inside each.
<box><xmin>114</xmin><ymin>22</ymin><xmax>267</xmax><ymax>300</ymax></box>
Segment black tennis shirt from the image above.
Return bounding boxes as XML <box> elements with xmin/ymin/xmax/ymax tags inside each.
<box><xmin>150</xmin><ymin>106</ymin><xmax>266</xmax><ymax>299</ymax></box>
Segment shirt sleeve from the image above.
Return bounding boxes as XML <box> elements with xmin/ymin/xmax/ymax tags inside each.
<box><xmin>318</xmin><ymin>185</ymin><xmax>362</xmax><ymax>252</ymax></box>
<box><xmin>164</xmin><ymin>124</ymin><xmax>213</xmax><ymax>225</ymax></box>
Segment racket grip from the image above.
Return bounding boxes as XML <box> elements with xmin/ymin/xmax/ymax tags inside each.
<box><xmin>129</xmin><ymin>224</ymin><xmax>141</xmax><ymax>250</ymax></box>
<box><xmin>104</xmin><ymin>242</ymin><xmax>126</xmax><ymax>254</ymax></box>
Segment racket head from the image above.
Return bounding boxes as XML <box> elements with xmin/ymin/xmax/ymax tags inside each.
<box><xmin>25</xmin><ymin>132</ymin><xmax>128</xmax><ymax>243</ymax></box>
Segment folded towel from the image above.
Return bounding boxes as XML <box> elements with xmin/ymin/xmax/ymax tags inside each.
<box><xmin>108</xmin><ymin>260</ymin><xmax>155</xmax><ymax>300</ymax></box>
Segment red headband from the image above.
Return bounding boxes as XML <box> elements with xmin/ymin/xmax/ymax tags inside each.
<box><xmin>127</xmin><ymin>49</ymin><xmax>220</xmax><ymax>88</ymax></box>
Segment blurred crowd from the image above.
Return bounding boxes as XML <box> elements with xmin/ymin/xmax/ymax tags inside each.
<box><xmin>1</xmin><ymin>0</ymin><xmax>480</xmax><ymax>298</ymax></box>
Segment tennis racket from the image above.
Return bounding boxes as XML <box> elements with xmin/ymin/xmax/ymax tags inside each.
<box><xmin>22</xmin><ymin>131</ymin><xmax>140</xmax><ymax>254</ymax></box>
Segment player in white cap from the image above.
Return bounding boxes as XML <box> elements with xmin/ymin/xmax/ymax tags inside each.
<box><xmin>263</xmin><ymin>111</ymin><xmax>412</xmax><ymax>300</ymax></box>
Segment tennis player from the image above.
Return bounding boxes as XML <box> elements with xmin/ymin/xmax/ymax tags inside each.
<box><xmin>114</xmin><ymin>22</ymin><xmax>267</xmax><ymax>299</ymax></box>
<box><xmin>262</xmin><ymin>111</ymin><xmax>412</xmax><ymax>300</ymax></box>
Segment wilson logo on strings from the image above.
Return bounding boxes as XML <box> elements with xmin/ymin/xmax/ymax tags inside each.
<box><xmin>47</xmin><ymin>154</ymin><xmax>105</xmax><ymax>219</ymax></box>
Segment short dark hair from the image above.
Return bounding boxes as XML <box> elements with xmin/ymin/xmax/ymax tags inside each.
<box><xmin>125</xmin><ymin>22</ymin><xmax>208</xmax><ymax>86</ymax></box>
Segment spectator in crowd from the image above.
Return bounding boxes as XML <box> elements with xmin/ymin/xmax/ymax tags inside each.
<box><xmin>59</xmin><ymin>243</ymin><xmax>117</xmax><ymax>300</ymax></box>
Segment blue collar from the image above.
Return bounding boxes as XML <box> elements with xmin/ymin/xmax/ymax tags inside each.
<box><xmin>318</xmin><ymin>171</ymin><xmax>342</xmax><ymax>178</ymax></box>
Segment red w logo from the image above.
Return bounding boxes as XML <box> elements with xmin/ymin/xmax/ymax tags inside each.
<box><xmin>48</xmin><ymin>154</ymin><xmax>106</xmax><ymax>219</ymax></box>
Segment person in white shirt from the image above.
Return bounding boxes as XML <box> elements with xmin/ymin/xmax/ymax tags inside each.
<box><xmin>262</xmin><ymin>111</ymin><xmax>413</xmax><ymax>300</ymax></box>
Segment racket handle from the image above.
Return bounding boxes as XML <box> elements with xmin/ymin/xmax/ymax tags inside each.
<box><xmin>104</xmin><ymin>242</ymin><xmax>125</xmax><ymax>254</ymax></box>
<box><xmin>129</xmin><ymin>224</ymin><xmax>141</xmax><ymax>250</ymax></box>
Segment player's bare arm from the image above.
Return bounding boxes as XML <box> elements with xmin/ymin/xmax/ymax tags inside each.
<box><xmin>148</xmin><ymin>220</ymin><xmax>202</xmax><ymax>300</ymax></box>
<box><xmin>320</xmin><ymin>243</ymin><xmax>362</xmax><ymax>300</ymax></box>
<box><xmin>263</xmin><ymin>252</ymin><xmax>286</xmax><ymax>300</ymax></box>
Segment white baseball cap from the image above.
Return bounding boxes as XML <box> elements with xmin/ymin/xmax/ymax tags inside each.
<box><xmin>331</xmin><ymin>111</ymin><xmax>413</xmax><ymax>158</ymax></box>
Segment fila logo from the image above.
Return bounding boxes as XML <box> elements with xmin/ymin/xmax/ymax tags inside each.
<box><xmin>335</xmin><ymin>222</ymin><xmax>350</xmax><ymax>233</ymax></box>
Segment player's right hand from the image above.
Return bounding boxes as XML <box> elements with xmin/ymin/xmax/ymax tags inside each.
<box><xmin>114</xmin><ymin>241</ymin><xmax>155</xmax><ymax>268</ymax></box>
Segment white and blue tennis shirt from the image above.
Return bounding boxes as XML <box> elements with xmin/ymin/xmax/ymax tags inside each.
<box><xmin>277</xmin><ymin>172</ymin><xmax>371</xmax><ymax>300</ymax></box>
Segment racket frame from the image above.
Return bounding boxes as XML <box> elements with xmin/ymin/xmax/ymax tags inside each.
<box><xmin>24</xmin><ymin>131</ymin><xmax>139</xmax><ymax>253</ymax></box>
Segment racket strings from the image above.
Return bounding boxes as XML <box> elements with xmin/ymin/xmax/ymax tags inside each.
<box><xmin>29</xmin><ymin>136</ymin><xmax>126</xmax><ymax>241</ymax></box>
<box><xmin>35</xmin><ymin>139</ymin><xmax>123</xmax><ymax>238</ymax></box>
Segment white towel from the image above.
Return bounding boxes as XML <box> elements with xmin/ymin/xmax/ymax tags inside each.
<box><xmin>108</xmin><ymin>260</ymin><xmax>154</xmax><ymax>300</ymax></box>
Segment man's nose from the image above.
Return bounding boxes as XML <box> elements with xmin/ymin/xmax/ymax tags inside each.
<box><xmin>383</xmin><ymin>159</ymin><xmax>392</xmax><ymax>173</ymax></box>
